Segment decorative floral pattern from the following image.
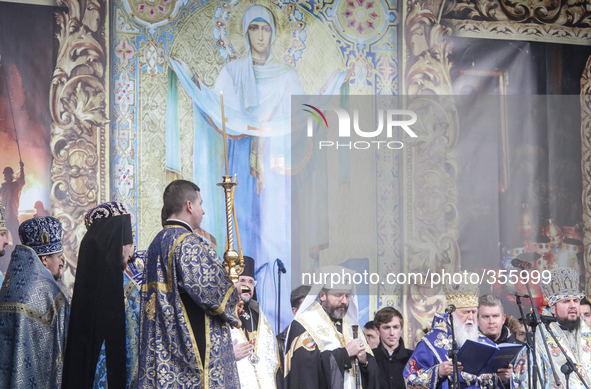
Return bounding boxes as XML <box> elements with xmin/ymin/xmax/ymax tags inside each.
<box><xmin>337</xmin><ymin>0</ymin><xmax>387</xmax><ymax>41</ymax></box>
<box><xmin>114</xmin><ymin>37</ymin><xmax>136</xmax><ymax>67</ymax></box>
<box><xmin>433</xmin><ymin>332</ymin><xmax>452</xmax><ymax>350</ymax></box>
<box><xmin>138</xmin><ymin>38</ymin><xmax>166</xmax><ymax>74</ymax></box>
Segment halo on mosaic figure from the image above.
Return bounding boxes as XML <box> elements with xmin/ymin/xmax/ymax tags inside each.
<box><xmin>169</xmin><ymin>0</ymin><xmax>347</xmax><ymax>94</ymax></box>
<box><xmin>226</xmin><ymin>0</ymin><xmax>292</xmax><ymax>63</ymax></box>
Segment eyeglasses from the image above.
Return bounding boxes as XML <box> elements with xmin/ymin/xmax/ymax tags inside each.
<box><xmin>239</xmin><ymin>278</ymin><xmax>258</xmax><ymax>287</ymax></box>
<box><xmin>329</xmin><ymin>293</ymin><xmax>351</xmax><ymax>301</ymax></box>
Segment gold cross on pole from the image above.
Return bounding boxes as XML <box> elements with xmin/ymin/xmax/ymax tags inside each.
<box><xmin>247</xmin><ymin>122</ymin><xmax>274</xmax><ymax>135</ymax></box>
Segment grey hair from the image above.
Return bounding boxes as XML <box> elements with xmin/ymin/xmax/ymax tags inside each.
<box><xmin>478</xmin><ymin>294</ymin><xmax>504</xmax><ymax>314</ymax></box>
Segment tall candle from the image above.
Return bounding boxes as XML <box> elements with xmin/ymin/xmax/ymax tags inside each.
<box><xmin>220</xmin><ymin>91</ymin><xmax>229</xmax><ymax>176</ymax></box>
<box><xmin>231</xmin><ymin>174</ymin><xmax>242</xmax><ymax>259</ymax></box>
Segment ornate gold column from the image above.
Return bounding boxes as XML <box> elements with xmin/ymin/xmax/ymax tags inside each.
<box><xmin>50</xmin><ymin>0</ymin><xmax>110</xmax><ymax>291</ymax></box>
<box><xmin>581</xmin><ymin>57</ymin><xmax>591</xmax><ymax>299</ymax></box>
<box><xmin>402</xmin><ymin>0</ymin><xmax>460</xmax><ymax>346</ymax></box>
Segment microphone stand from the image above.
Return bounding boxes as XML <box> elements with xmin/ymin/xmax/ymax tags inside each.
<box><xmin>541</xmin><ymin>318</ymin><xmax>590</xmax><ymax>389</ymax></box>
<box><xmin>515</xmin><ymin>294</ymin><xmax>544</xmax><ymax>389</ymax></box>
<box><xmin>352</xmin><ymin>325</ymin><xmax>362</xmax><ymax>389</ymax></box>
<box><xmin>561</xmin><ymin>364</ymin><xmax>573</xmax><ymax>389</ymax></box>
<box><xmin>523</xmin><ymin>279</ymin><xmax>561</xmax><ymax>388</ymax></box>
<box><xmin>275</xmin><ymin>258</ymin><xmax>286</xmax><ymax>334</ymax></box>
<box><xmin>446</xmin><ymin>305</ymin><xmax>460</xmax><ymax>389</ymax></box>
<box><xmin>277</xmin><ymin>261</ymin><xmax>281</xmax><ymax>334</ymax></box>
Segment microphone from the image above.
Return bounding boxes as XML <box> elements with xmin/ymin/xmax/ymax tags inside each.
<box><xmin>514</xmin><ymin>292</ymin><xmax>530</xmax><ymax>298</ymax></box>
<box><xmin>561</xmin><ymin>363</ymin><xmax>574</xmax><ymax>375</ymax></box>
<box><xmin>512</xmin><ymin>257</ymin><xmax>533</xmax><ymax>270</ymax></box>
<box><xmin>445</xmin><ymin>304</ymin><xmax>456</xmax><ymax>314</ymax></box>
<box><xmin>276</xmin><ymin>258</ymin><xmax>287</xmax><ymax>274</ymax></box>
<box><xmin>540</xmin><ymin>315</ymin><xmax>558</xmax><ymax>324</ymax></box>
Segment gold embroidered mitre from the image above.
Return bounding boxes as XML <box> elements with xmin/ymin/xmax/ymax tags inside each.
<box><xmin>442</xmin><ymin>274</ymin><xmax>480</xmax><ymax>309</ymax></box>
<box><xmin>541</xmin><ymin>267</ymin><xmax>584</xmax><ymax>307</ymax></box>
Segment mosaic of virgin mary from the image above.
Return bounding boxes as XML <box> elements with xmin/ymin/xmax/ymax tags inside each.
<box><xmin>167</xmin><ymin>3</ymin><xmax>351</xmax><ymax>327</ymax></box>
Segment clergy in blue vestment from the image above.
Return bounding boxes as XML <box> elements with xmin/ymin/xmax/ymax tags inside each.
<box><xmin>0</xmin><ymin>216</ymin><xmax>69</xmax><ymax>388</ymax></box>
<box><xmin>62</xmin><ymin>201</ymin><xmax>139</xmax><ymax>389</ymax></box>
<box><xmin>138</xmin><ymin>180</ymin><xmax>241</xmax><ymax>389</ymax></box>
<box><xmin>404</xmin><ymin>275</ymin><xmax>516</xmax><ymax>389</ymax></box>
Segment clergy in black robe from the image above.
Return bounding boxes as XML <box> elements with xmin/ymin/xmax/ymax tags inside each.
<box><xmin>284</xmin><ymin>265</ymin><xmax>379</xmax><ymax>389</ymax></box>
<box><xmin>277</xmin><ymin>284</ymin><xmax>311</xmax><ymax>373</ymax></box>
<box><xmin>62</xmin><ymin>201</ymin><xmax>138</xmax><ymax>388</ymax></box>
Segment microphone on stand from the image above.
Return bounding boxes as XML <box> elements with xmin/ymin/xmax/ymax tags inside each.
<box><xmin>445</xmin><ymin>304</ymin><xmax>456</xmax><ymax>314</ymax></box>
<box><xmin>540</xmin><ymin>315</ymin><xmax>558</xmax><ymax>324</ymax></box>
<box><xmin>512</xmin><ymin>257</ymin><xmax>533</xmax><ymax>269</ymax></box>
<box><xmin>275</xmin><ymin>258</ymin><xmax>286</xmax><ymax>334</ymax></box>
<box><xmin>514</xmin><ymin>292</ymin><xmax>530</xmax><ymax>298</ymax></box>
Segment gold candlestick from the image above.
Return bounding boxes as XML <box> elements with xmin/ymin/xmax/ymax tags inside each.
<box><xmin>217</xmin><ymin>91</ymin><xmax>243</xmax><ymax>284</ymax></box>
<box><xmin>218</xmin><ymin>176</ymin><xmax>243</xmax><ymax>283</ymax></box>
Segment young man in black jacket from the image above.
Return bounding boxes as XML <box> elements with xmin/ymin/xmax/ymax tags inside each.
<box><xmin>372</xmin><ymin>307</ymin><xmax>413</xmax><ymax>389</ymax></box>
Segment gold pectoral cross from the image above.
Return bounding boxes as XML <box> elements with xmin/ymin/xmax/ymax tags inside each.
<box><xmin>247</xmin><ymin>122</ymin><xmax>274</xmax><ymax>135</ymax></box>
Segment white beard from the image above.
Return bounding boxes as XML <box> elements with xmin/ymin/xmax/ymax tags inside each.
<box><xmin>453</xmin><ymin>319</ymin><xmax>480</xmax><ymax>347</ymax></box>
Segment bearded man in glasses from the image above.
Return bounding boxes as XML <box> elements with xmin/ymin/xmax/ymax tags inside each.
<box><xmin>284</xmin><ymin>265</ymin><xmax>379</xmax><ymax>389</ymax></box>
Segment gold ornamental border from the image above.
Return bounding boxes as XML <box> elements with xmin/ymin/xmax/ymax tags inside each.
<box><xmin>445</xmin><ymin>19</ymin><xmax>591</xmax><ymax>46</ymax></box>
<box><xmin>440</xmin><ymin>0</ymin><xmax>591</xmax><ymax>45</ymax></box>
<box><xmin>581</xmin><ymin>58</ymin><xmax>591</xmax><ymax>301</ymax></box>
<box><xmin>50</xmin><ymin>0</ymin><xmax>110</xmax><ymax>291</ymax></box>
<box><xmin>401</xmin><ymin>0</ymin><xmax>460</xmax><ymax>347</ymax></box>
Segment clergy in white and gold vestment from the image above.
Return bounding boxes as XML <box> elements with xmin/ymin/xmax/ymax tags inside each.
<box><xmin>515</xmin><ymin>267</ymin><xmax>591</xmax><ymax>389</ymax></box>
<box><xmin>231</xmin><ymin>256</ymin><xmax>280</xmax><ymax>389</ymax></box>
<box><xmin>284</xmin><ymin>265</ymin><xmax>379</xmax><ymax>389</ymax></box>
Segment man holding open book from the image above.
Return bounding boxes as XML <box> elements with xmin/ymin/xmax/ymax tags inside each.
<box><xmin>515</xmin><ymin>267</ymin><xmax>591</xmax><ymax>389</ymax></box>
<box><xmin>403</xmin><ymin>275</ymin><xmax>515</xmax><ymax>389</ymax></box>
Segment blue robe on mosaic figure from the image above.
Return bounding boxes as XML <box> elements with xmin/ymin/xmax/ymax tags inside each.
<box><xmin>0</xmin><ymin>216</ymin><xmax>69</xmax><ymax>389</ymax></box>
<box><xmin>138</xmin><ymin>218</ymin><xmax>241</xmax><ymax>389</ymax></box>
<box><xmin>404</xmin><ymin>313</ymin><xmax>517</xmax><ymax>389</ymax></box>
<box><xmin>168</xmin><ymin>4</ymin><xmax>348</xmax><ymax>329</ymax></box>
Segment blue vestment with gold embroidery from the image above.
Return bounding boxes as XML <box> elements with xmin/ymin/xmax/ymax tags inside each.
<box><xmin>93</xmin><ymin>271</ymin><xmax>140</xmax><ymax>388</ymax></box>
<box><xmin>404</xmin><ymin>313</ymin><xmax>517</xmax><ymax>389</ymax></box>
<box><xmin>138</xmin><ymin>224</ymin><xmax>241</xmax><ymax>389</ymax></box>
<box><xmin>0</xmin><ymin>245</ymin><xmax>69</xmax><ymax>388</ymax></box>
